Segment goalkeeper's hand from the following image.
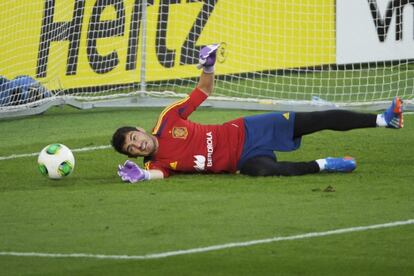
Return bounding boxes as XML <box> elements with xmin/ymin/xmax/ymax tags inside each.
<box><xmin>117</xmin><ymin>160</ymin><xmax>150</xmax><ymax>183</ymax></box>
<box><xmin>197</xmin><ymin>44</ymin><xmax>220</xmax><ymax>73</ymax></box>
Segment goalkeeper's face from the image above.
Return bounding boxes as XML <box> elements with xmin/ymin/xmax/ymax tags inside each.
<box><xmin>122</xmin><ymin>129</ymin><xmax>158</xmax><ymax>157</ymax></box>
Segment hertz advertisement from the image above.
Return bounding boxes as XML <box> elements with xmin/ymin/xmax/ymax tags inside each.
<box><xmin>0</xmin><ymin>0</ymin><xmax>335</xmax><ymax>90</ymax></box>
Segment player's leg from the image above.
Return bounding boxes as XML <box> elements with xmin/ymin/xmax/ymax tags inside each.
<box><xmin>294</xmin><ymin>97</ymin><xmax>403</xmax><ymax>137</ymax></box>
<box><xmin>239</xmin><ymin>156</ymin><xmax>356</xmax><ymax>177</ymax></box>
<box><xmin>240</xmin><ymin>156</ymin><xmax>319</xmax><ymax>176</ymax></box>
<box><xmin>294</xmin><ymin>110</ymin><xmax>376</xmax><ymax>138</ymax></box>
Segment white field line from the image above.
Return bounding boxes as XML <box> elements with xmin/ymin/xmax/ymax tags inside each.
<box><xmin>0</xmin><ymin>219</ymin><xmax>413</xmax><ymax>260</ymax></box>
<box><xmin>0</xmin><ymin>145</ymin><xmax>111</xmax><ymax>161</ymax></box>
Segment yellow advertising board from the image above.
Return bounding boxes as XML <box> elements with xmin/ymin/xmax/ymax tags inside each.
<box><xmin>0</xmin><ymin>0</ymin><xmax>335</xmax><ymax>90</ymax></box>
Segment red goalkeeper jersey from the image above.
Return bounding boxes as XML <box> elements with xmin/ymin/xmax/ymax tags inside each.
<box><xmin>144</xmin><ymin>88</ymin><xmax>245</xmax><ymax>177</ymax></box>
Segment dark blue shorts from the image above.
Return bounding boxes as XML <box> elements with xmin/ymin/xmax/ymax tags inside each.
<box><xmin>237</xmin><ymin>112</ymin><xmax>302</xmax><ymax>169</ymax></box>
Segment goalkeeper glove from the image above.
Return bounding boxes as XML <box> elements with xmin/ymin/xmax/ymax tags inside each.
<box><xmin>117</xmin><ymin>160</ymin><xmax>150</xmax><ymax>183</ymax></box>
<box><xmin>198</xmin><ymin>44</ymin><xmax>220</xmax><ymax>73</ymax></box>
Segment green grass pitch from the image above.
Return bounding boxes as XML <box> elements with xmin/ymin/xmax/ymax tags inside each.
<box><xmin>0</xmin><ymin>106</ymin><xmax>413</xmax><ymax>275</ymax></box>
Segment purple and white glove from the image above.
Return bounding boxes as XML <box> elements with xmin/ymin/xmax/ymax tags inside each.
<box><xmin>197</xmin><ymin>44</ymin><xmax>220</xmax><ymax>73</ymax></box>
<box><xmin>117</xmin><ymin>160</ymin><xmax>150</xmax><ymax>183</ymax></box>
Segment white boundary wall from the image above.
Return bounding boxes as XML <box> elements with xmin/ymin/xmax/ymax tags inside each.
<box><xmin>337</xmin><ymin>0</ymin><xmax>414</xmax><ymax>64</ymax></box>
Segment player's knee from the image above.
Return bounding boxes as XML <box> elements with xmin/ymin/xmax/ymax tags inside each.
<box><xmin>240</xmin><ymin>156</ymin><xmax>278</xmax><ymax>177</ymax></box>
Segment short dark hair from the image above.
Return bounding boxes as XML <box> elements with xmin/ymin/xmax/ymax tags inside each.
<box><xmin>111</xmin><ymin>126</ymin><xmax>137</xmax><ymax>155</ymax></box>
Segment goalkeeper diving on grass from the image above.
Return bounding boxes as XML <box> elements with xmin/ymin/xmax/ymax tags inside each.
<box><xmin>111</xmin><ymin>44</ymin><xmax>404</xmax><ymax>183</ymax></box>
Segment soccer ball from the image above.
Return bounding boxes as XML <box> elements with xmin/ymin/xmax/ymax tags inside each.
<box><xmin>37</xmin><ymin>144</ymin><xmax>75</xmax><ymax>179</ymax></box>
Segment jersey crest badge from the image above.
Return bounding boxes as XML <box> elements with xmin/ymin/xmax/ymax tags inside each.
<box><xmin>172</xmin><ymin>127</ymin><xmax>188</xmax><ymax>139</ymax></box>
<box><xmin>283</xmin><ymin>112</ymin><xmax>290</xmax><ymax>120</ymax></box>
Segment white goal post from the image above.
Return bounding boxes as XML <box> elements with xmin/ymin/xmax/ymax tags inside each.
<box><xmin>0</xmin><ymin>0</ymin><xmax>413</xmax><ymax>119</ymax></box>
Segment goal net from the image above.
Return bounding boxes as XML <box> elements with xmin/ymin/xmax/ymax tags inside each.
<box><xmin>1</xmin><ymin>0</ymin><xmax>413</xmax><ymax>118</ymax></box>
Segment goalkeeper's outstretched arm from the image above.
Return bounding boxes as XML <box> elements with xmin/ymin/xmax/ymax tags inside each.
<box><xmin>197</xmin><ymin>71</ymin><xmax>214</xmax><ymax>97</ymax></box>
<box><xmin>197</xmin><ymin>44</ymin><xmax>220</xmax><ymax>97</ymax></box>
